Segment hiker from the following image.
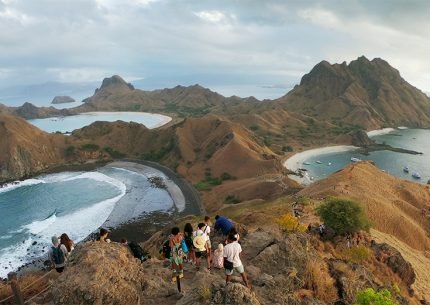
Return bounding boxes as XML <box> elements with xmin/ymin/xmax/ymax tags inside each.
<box><xmin>120</xmin><ymin>239</ymin><xmax>128</xmax><ymax>245</ymax></box>
<box><xmin>203</xmin><ymin>216</ymin><xmax>212</xmax><ymax>264</ymax></box>
<box><xmin>228</xmin><ymin>227</ymin><xmax>240</xmax><ymax>243</ymax></box>
<box><xmin>212</xmin><ymin>243</ymin><xmax>224</xmax><ymax>269</ymax></box>
<box><xmin>214</xmin><ymin>215</ymin><xmax>234</xmax><ymax>236</ymax></box>
<box><xmin>98</xmin><ymin>228</ymin><xmax>111</xmax><ymax>242</ymax></box>
<box><xmin>346</xmin><ymin>234</ymin><xmax>352</xmax><ymax>248</ymax></box>
<box><xmin>184</xmin><ymin>223</ymin><xmax>196</xmax><ymax>264</ymax></box>
<box><xmin>223</xmin><ymin>233</ymin><xmax>250</xmax><ymax>288</ymax></box>
<box><xmin>169</xmin><ymin>227</ymin><xmax>184</xmax><ymax>282</ymax></box>
<box><xmin>318</xmin><ymin>224</ymin><xmax>325</xmax><ymax>236</ymax></box>
<box><xmin>193</xmin><ymin>223</ymin><xmax>210</xmax><ymax>270</ymax></box>
<box><xmin>48</xmin><ymin>235</ymin><xmax>68</xmax><ymax>273</ymax></box>
<box><xmin>60</xmin><ymin>233</ymin><xmax>75</xmax><ymax>253</ymax></box>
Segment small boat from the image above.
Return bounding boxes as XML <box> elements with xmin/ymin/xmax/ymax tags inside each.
<box><xmin>316</xmin><ymin>161</ymin><xmax>322</xmax><ymax>164</ymax></box>
<box><xmin>412</xmin><ymin>172</ymin><xmax>421</xmax><ymax>179</ymax></box>
<box><xmin>302</xmin><ymin>162</ymin><xmax>311</xmax><ymax>165</ymax></box>
<box><xmin>351</xmin><ymin>157</ymin><xmax>361</xmax><ymax>162</ymax></box>
<box><xmin>328</xmin><ymin>162</ymin><xmax>332</xmax><ymax>166</ymax></box>
<box><xmin>403</xmin><ymin>166</ymin><xmax>409</xmax><ymax>173</ymax></box>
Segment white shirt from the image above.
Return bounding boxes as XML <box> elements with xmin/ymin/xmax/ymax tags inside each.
<box><xmin>223</xmin><ymin>242</ymin><xmax>242</xmax><ymax>268</ymax></box>
<box><xmin>203</xmin><ymin>224</ymin><xmax>211</xmax><ymax>241</ymax></box>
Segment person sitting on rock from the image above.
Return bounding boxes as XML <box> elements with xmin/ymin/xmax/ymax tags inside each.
<box><xmin>98</xmin><ymin>228</ymin><xmax>111</xmax><ymax>243</ymax></box>
<box><xmin>60</xmin><ymin>233</ymin><xmax>75</xmax><ymax>253</ymax></box>
<box><xmin>212</xmin><ymin>243</ymin><xmax>224</xmax><ymax>269</ymax></box>
<box><xmin>169</xmin><ymin>227</ymin><xmax>184</xmax><ymax>282</ymax></box>
<box><xmin>48</xmin><ymin>235</ymin><xmax>68</xmax><ymax>273</ymax></box>
<box><xmin>214</xmin><ymin>215</ymin><xmax>234</xmax><ymax>236</ymax></box>
<box><xmin>223</xmin><ymin>233</ymin><xmax>250</xmax><ymax>289</ymax></box>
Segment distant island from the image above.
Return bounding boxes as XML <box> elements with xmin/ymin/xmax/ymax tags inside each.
<box><xmin>51</xmin><ymin>95</ymin><xmax>76</xmax><ymax>104</ymax></box>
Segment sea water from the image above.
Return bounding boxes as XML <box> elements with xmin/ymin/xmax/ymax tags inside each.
<box><xmin>28</xmin><ymin>112</ymin><xmax>171</xmax><ymax>133</ymax></box>
<box><xmin>0</xmin><ymin>165</ymin><xmax>176</xmax><ymax>278</ymax></box>
<box><xmin>297</xmin><ymin>129</ymin><xmax>430</xmax><ymax>184</ymax></box>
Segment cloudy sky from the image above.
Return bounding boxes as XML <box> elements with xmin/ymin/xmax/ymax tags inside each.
<box><xmin>1</xmin><ymin>0</ymin><xmax>430</xmax><ymax>99</ymax></box>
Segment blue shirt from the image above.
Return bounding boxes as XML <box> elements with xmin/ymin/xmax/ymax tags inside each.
<box><xmin>214</xmin><ymin>216</ymin><xmax>233</xmax><ymax>235</ymax></box>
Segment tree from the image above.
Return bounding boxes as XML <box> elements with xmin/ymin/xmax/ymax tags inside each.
<box><xmin>316</xmin><ymin>197</ymin><xmax>370</xmax><ymax>235</ymax></box>
<box><xmin>355</xmin><ymin>288</ymin><xmax>396</xmax><ymax>305</ymax></box>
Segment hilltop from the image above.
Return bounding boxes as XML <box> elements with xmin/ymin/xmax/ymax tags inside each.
<box><xmin>277</xmin><ymin>56</ymin><xmax>430</xmax><ymax>129</ymax></box>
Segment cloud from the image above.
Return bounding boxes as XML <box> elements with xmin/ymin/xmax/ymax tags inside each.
<box><xmin>0</xmin><ymin>0</ymin><xmax>429</xmax><ymax>98</ymax></box>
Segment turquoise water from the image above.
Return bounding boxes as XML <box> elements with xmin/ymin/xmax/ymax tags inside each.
<box><xmin>28</xmin><ymin>112</ymin><xmax>171</xmax><ymax>133</ymax></box>
<box><xmin>299</xmin><ymin>129</ymin><xmax>430</xmax><ymax>184</ymax></box>
<box><xmin>0</xmin><ymin>165</ymin><xmax>175</xmax><ymax>278</ymax></box>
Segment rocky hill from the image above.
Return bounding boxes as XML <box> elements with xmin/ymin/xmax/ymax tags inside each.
<box><xmin>51</xmin><ymin>96</ymin><xmax>75</xmax><ymax>104</ymax></box>
<box><xmin>0</xmin><ymin>112</ymin><xmax>65</xmax><ymax>181</ymax></box>
<box><xmin>277</xmin><ymin>56</ymin><xmax>430</xmax><ymax>129</ymax></box>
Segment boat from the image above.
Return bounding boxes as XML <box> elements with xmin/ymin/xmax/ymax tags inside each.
<box><xmin>316</xmin><ymin>161</ymin><xmax>322</xmax><ymax>164</ymax></box>
<box><xmin>350</xmin><ymin>157</ymin><xmax>361</xmax><ymax>162</ymax></box>
<box><xmin>328</xmin><ymin>162</ymin><xmax>332</xmax><ymax>166</ymax></box>
<box><xmin>302</xmin><ymin>162</ymin><xmax>311</xmax><ymax>165</ymax></box>
<box><xmin>412</xmin><ymin>172</ymin><xmax>421</xmax><ymax>179</ymax></box>
<box><xmin>403</xmin><ymin>166</ymin><xmax>409</xmax><ymax>173</ymax></box>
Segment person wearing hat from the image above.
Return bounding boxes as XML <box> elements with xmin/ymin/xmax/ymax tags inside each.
<box><xmin>193</xmin><ymin>223</ymin><xmax>209</xmax><ymax>270</ymax></box>
<box><xmin>48</xmin><ymin>235</ymin><xmax>69</xmax><ymax>273</ymax></box>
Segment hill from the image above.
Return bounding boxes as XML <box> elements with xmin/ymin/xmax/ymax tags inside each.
<box><xmin>0</xmin><ymin>112</ymin><xmax>65</xmax><ymax>181</ymax></box>
<box><xmin>277</xmin><ymin>56</ymin><xmax>430</xmax><ymax>129</ymax></box>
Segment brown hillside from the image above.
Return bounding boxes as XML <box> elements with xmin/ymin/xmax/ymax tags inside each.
<box><xmin>0</xmin><ymin>112</ymin><xmax>65</xmax><ymax>181</ymax></box>
<box><xmin>298</xmin><ymin>161</ymin><xmax>430</xmax><ymax>251</ymax></box>
<box><xmin>278</xmin><ymin>56</ymin><xmax>430</xmax><ymax>129</ymax></box>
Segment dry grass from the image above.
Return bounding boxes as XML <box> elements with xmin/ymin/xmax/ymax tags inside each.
<box><xmin>304</xmin><ymin>260</ymin><xmax>338</xmax><ymax>303</ymax></box>
<box><xmin>198</xmin><ymin>284</ymin><xmax>212</xmax><ymax>301</ymax></box>
<box><xmin>338</xmin><ymin>246</ymin><xmax>372</xmax><ymax>264</ymax></box>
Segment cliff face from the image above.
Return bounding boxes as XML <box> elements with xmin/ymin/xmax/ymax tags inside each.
<box><xmin>278</xmin><ymin>56</ymin><xmax>430</xmax><ymax>129</ymax></box>
<box><xmin>0</xmin><ymin>112</ymin><xmax>65</xmax><ymax>182</ymax></box>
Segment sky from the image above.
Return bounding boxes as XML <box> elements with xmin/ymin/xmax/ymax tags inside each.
<box><xmin>1</xmin><ymin>0</ymin><xmax>430</xmax><ymax>100</ymax></box>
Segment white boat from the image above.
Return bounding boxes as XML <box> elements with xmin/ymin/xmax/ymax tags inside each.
<box><xmin>351</xmin><ymin>157</ymin><xmax>361</xmax><ymax>162</ymax></box>
<box><xmin>412</xmin><ymin>172</ymin><xmax>421</xmax><ymax>179</ymax></box>
<box><xmin>403</xmin><ymin>166</ymin><xmax>409</xmax><ymax>173</ymax></box>
<box><xmin>316</xmin><ymin>161</ymin><xmax>322</xmax><ymax>164</ymax></box>
<box><xmin>328</xmin><ymin>162</ymin><xmax>332</xmax><ymax>166</ymax></box>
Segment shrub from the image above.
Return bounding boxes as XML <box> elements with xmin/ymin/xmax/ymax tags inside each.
<box><xmin>80</xmin><ymin>143</ymin><xmax>99</xmax><ymax>151</ymax></box>
<box><xmin>103</xmin><ymin>147</ymin><xmax>126</xmax><ymax>158</ymax></box>
<box><xmin>297</xmin><ymin>196</ymin><xmax>311</xmax><ymax>206</ymax></box>
<box><xmin>249</xmin><ymin>125</ymin><xmax>259</xmax><ymax>131</ymax></box>
<box><xmin>340</xmin><ymin>246</ymin><xmax>371</xmax><ymax>263</ymax></box>
<box><xmin>282</xmin><ymin>145</ymin><xmax>294</xmax><ymax>152</ymax></box>
<box><xmin>198</xmin><ymin>285</ymin><xmax>211</xmax><ymax>301</ymax></box>
<box><xmin>225</xmin><ymin>195</ymin><xmax>241</xmax><ymax>204</ymax></box>
<box><xmin>65</xmin><ymin>145</ymin><xmax>75</xmax><ymax>157</ymax></box>
<box><xmin>355</xmin><ymin>288</ymin><xmax>396</xmax><ymax>305</ymax></box>
<box><xmin>276</xmin><ymin>213</ymin><xmax>307</xmax><ymax>232</ymax></box>
<box><xmin>316</xmin><ymin>197</ymin><xmax>370</xmax><ymax>235</ymax></box>
<box><xmin>220</xmin><ymin>172</ymin><xmax>234</xmax><ymax>181</ymax></box>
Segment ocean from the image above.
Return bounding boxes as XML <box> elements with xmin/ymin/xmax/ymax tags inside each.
<box><xmin>0</xmin><ymin>164</ymin><xmax>179</xmax><ymax>278</ymax></box>
<box><xmin>296</xmin><ymin>128</ymin><xmax>430</xmax><ymax>184</ymax></box>
<box><xmin>28</xmin><ymin>112</ymin><xmax>171</xmax><ymax>133</ymax></box>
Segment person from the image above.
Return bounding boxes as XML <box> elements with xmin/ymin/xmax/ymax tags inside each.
<box><xmin>346</xmin><ymin>234</ymin><xmax>352</xmax><ymax>249</ymax></box>
<box><xmin>212</xmin><ymin>243</ymin><xmax>224</xmax><ymax>269</ymax></box>
<box><xmin>120</xmin><ymin>239</ymin><xmax>128</xmax><ymax>246</ymax></box>
<box><xmin>169</xmin><ymin>227</ymin><xmax>184</xmax><ymax>282</ymax></box>
<box><xmin>203</xmin><ymin>216</ymin><xmax>212</xmax><ymax>264</ymax></box>
<box><xmin>214</xmin><ymin>215</ymin><xmax>234</xmax><ymax>236</ymax></box>
<box><xmin>223</xmin><ymin>234</ymin><xmax>250</xmax><ymax>288</ymax></box>
<box><xmin>60</xmin><ymin>233</ymin><xmax>75</xmax><ymax>253</ymax></box>
<box><xmin>98</xmin><ymin>228</ymin><xmax>111</xmax><ymax>242</ymax></box>
<box><xmin>184</xmin><ymin>223</ymin><xmax>195</xmax><ymax>264</ymax></box>
<box><xmin>193</xmin><ymin>223</ymin><xmax>210</xmax><ymax>270</ymax></box>
<box><xmin>318</xmin><ymin>224</ymin><xmax>325</xmax><ymax>236</ymax></box>
<box><xmin>228</xmin><ymin>227</ymin><xmax>240</xmax><ymax>243</ymax></box>
<box><xmin>48</xmin><ymin>235</ymin><xmax>68</xmax><ymax>273</ymax></box>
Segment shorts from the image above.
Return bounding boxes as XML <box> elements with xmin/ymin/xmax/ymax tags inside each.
<box><xmin>196</xmin><ymin>250</ymin><xmax>207</xmax><ymax>258</ymax></box>
<box><xmin>206</xmin><ymin>239</ymin><xmax>211</xmax><ymax>250</ymax></box>
<box><xmin>225</xmin><ymin>264</ymin><xmax>244</xmax><ymax>275</ymax></box>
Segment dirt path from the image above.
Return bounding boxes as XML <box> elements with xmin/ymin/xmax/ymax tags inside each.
<box><xmin>371</xmin><ymin>229</ymin><xmax>430</xmax><ymax>300</ymax></box>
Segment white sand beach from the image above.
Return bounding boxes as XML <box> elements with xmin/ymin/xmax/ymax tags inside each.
<box><xmin>367</xmin><ymin>128</ymin><xmax>395</xmax><ymax>137</ymax></box>
<box><xmin>84</xmin><ymin>112</ymin><xmax>172</xmax><ymax>128</ymax></box>
<box><xmin>283</xmin><ymin>145</ymin><xmax>358</xmax><ymax>185</ymax></box>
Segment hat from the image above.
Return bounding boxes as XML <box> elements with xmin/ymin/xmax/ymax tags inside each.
<box><xmin>193</xmin><ymin>235</ymin><xmax>206</xmax><ymax>251</ymax></box>
<box><xmin>51</xmin><ymin>235</ymin><xmax>59</xmax><ymax>245</ymax></box>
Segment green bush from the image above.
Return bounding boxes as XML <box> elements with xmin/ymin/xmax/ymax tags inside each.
<box><xmin>225</xmin><ymin>195</ymin><xmax>241</xmax><ymax>204</ymax></box>
<box><xmin>340</xmin><ymin>246</ymin><xmax>371</xmax><ymax>263</ymax></box>
<box><xmin>80</xmin><ymin>143</ymin><xmax>99</xmax><ymax>151</ymax></box>
<box><xmin>103</xmin><ymin>147</ymin><xmax>126</xmax><ymax>158</ymax></box>
<box><xmin>194</xmin><ymin>176</ymin><xmax>222</xmax><ymax>191</ymax></box>
<box><xmin>65</xmin><ymin>145</ymin><xmax>75</xmax><ymax>157</ymax></box>
<box><xmin>355</xmin><ymin>288</ymin><xmax>396</xmax><ymax>305</ymax></box>
<box><xmin>249</xmin><ymin>125</ymin><xmax>259</xmax><ymax>131</ymax></box>
<box><xmin>220</xmin><ymin>172</ymin><xmax>234</xmax><ymax>181</ymax></box>
<box><xmin>282</xmin><ymin>145</ymin><xmax>294</xmax><ymax>152</ymax></box>
<box><xmin>316</xmin><ymin>197</ymin><xmax>370</xmax><ymax>235</ymax></box>
<box><xmin>141</xmin><ymin>140</ymin><xmax>175</xmax><ymax>161</ymax></box>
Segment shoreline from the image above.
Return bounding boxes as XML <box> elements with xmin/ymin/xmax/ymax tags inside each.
<box><xmin>283</xmin><ymin>145</ymin><xmax>358</xmax><ymax>185</ymax></box>
<box><xmin>2</xmin><ymin>159</ymin><xmax>202</xmax><ymax>279</ymax></box>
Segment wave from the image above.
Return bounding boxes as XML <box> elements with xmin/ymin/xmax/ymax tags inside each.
<box><xmin>24</xmin><ymin>212</ymin><xmax>57</xmax><ymax>235</ymax></box>
<box><xmin>367</xmin><ymin>128</ymin><xmax>396</xmax><ymax>137</ymax></box>
<box><xmin>0</xmin><ymin>178</ymin><xmax>45</xmax><ymax>194</ymax></box>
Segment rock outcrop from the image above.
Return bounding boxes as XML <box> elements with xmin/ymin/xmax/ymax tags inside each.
<box><xmin>51</xmin><ymin>96</ymin><xmax>76</xmax><ymax>104</ymax></box>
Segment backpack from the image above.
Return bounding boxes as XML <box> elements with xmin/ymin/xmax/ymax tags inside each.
<box><xmin>181</xmin><ymin>239</ymin><xmax>188</xmax><ymax>254</ymax></box>
<box><xmin>129</xmin><ymin>241</ymin><xmax>147</xmax><ymax>262</ymax></box>
<box><xmin>161</xmin><ymin>239</ymin><xmax>171</xmax><ymax>259</ymax></box>
<box><xmin>52</xmin><ymin>245</ymin><xmax>65</xmax><ymax>265</ymax></box>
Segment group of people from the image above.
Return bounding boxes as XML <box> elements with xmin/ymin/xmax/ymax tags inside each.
<box><xmin>167</xmin><ymin>215</ymin><xmax>249</xmax><ymax>288</ymax></box>
<box><xmin>48</xmin><ymin>233</ymin><xmax>75</xmax><ymax>273</ymax></box>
